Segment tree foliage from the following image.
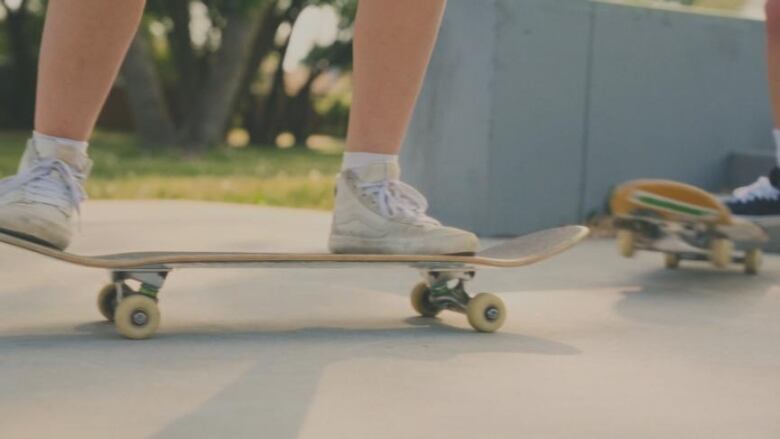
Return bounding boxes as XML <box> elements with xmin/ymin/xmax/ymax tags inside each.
<box><xmin>0</xmin><ymin>0</ymin><xmax>44</xmax><ymax>130</ymax></box>
<box><xmin>0</xmin><ymin>0</ymin><xmax>357</xmax><ymax>152</ymax></box>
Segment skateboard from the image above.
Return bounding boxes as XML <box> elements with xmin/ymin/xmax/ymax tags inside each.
<box><xmin>611</xmin><ymin>179</ymin><xmax>768</xmax><ymax>273</ymax></box>
<box><xmin>0</xmin><ymin>225</ymin><xmax>589</xmax><ymax>340</ymax></box>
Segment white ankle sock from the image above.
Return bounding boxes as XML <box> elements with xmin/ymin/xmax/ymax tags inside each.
<box><xmin>341</xmin><ymin>152</ymin><xmax>398</xmax><ymax>171</ymax></box>
<box><xmin>774</xmin><ymin>128</ymin><xmax>780</xmax><ymax>167</ymax></box>
<box><xmin>33</xmin><ymin>131</ymin><xmax>89</xmax><ymax>156</ymax></box>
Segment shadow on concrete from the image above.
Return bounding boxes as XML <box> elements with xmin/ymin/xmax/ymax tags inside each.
<box><xmin>613</xmin><ymin>266</ymin><xmax>777</xmax><ymax>326</ymax></box>
<box><xmin>0</xmin><ymin>318</ymin><xmax>579</xmax><ymax>439</ymax></box>
<box><xmin>3</xmin><ymin>317</ymin><xmax>581</xmax><ymax>357</ymax></box>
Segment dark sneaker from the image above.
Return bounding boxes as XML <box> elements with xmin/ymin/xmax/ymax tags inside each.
<box><xmin>725</xmin><ymin>167</ymin><xmax>780</xmax><ymax>223</ymax></box>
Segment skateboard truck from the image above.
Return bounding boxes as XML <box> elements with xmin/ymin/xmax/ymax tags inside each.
<box><xmin>112</xmin><ymin>270</ymin><xmax>169</xmax><ymax>299</ymax></box>
<box><xmin>411</xmin><ymin>269</ymin><xmax>506</xmax><ymax>333</ymax></box>
<box><xmin>424</xmin><ymin>270</ymin><xmax>474</xmax><ymax>313</ymax></box>
<box><xmin>93</xmin><ymin>270</ymin><xmax>170</xmax><ymax>339</ymax></box>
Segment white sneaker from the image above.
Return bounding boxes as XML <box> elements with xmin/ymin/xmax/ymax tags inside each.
<box><xmin>328</xmin><ymin>162</ymin><xmax>478</xmax><ymax>254</ymax></box>
<box><xmin>0</xmin><ymin>139</ymin><xmax>91</xmax><ymax>249</ymax></box>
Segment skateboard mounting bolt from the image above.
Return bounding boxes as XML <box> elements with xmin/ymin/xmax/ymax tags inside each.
<box><xmin>131</xmin><ymin>310</ymin><xmax>149</xmax><ymax>326</ymax></box>
<box><xmin>485</xmin><ymin>307</ymin><xmax>500</xmax><ymax>321</ymax></box>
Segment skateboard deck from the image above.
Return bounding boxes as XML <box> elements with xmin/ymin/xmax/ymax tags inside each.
<box><xmin>611</xmin><ymin>179</ymin><xmax>767</xmax><ymax>273</ymax></box>
<box><xmin>0</xmin><ymin>225</ymin><xmax>589</xmax><ymax>339</ymax></box>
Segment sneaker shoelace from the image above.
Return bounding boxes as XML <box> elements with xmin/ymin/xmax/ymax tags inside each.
<box><xmin>731</xmin><ymin>176</ymin><xmax>780</xmax><ymax>203</ymax></box>
<box><xmin>358</xmin><ymin>179</ymin><xmax>440</xmax><ymax>225</ymax></box>
<box><xmin>0</xmin><ymin>158</ymin><xmax>87</xmax><ymax>213</ymax></box>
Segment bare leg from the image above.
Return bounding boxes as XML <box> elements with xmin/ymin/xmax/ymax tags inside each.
<box><xmin>331</xmin><ymin>0</ymin><xmax>477</xmax><ymax>255</ymax></box>
<box><xmin>0</xmin><ymin>0</ymin><xmax>146</xmax><ymax>250</ymax></box>
<box><xmin>35</xmin><ymin>0</ymin><xmax>146</xmax><ymax>141</ymax></box>
<box><xmin>767</xmin><ymin>0</ymin><xmax>780</xmax><ymax>129</ymax></box>
<box><xmin>346</xmin><ymin>0</ymin><xmax>447</xmax><ymax>154</ymax></box>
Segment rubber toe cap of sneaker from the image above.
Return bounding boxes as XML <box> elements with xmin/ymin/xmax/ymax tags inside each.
<box><xmin>0</xmin><ymin>202</ymin><xmax>72</xmax><ymax>249</ymax></box>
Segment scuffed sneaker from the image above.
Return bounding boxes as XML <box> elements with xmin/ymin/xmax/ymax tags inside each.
<box><xmin>725</xmin><ymin>167</ymin><xmax>780</xmax><ymax>225</ymax></box>
<box><xmin>0</xmin><ymin>139</ymin><xmax>91</xmax><ymax>249</ymax></box>
<box><xmin>328</xmin><ymin>162</ymin><xmax>478</xmax><ymax>255</ymax></box>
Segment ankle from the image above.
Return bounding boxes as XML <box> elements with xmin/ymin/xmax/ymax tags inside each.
<box><xmin>33</xmin><ymin>131</ymin><xmax>89</xmax><ymax>155</ymax></box>
<box><xmin>341</xmin><ymin>152</ymin><xmax>398</xmax><ymax>171</ymax></box>
<box><xmin>26</xmin><ymin>132</ymin><xmax>91</xmax><ymax>173</ymax></box>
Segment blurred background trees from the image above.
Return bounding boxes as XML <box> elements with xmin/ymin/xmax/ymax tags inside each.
<box><xmin>1</xmin><ymin>0</ymin><xmax>752</xmax><ymax>154</ymax></box>
<box><xmin>0</xmin><ymin>0</ymin><xmax>761</xmax><ymax>211</ymax></box>
<box><xmin>0</xmin><ymin>0</ymin><xmax>356</xmax><ymax>152</ymax></box>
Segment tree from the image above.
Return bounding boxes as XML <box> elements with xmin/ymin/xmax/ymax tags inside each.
<box><xmin>127</xmin><ymin>0</ymin><xmax>278</xmax><ymax>152</ymax></box>
<box><xmin>120</xmin><ymin>28</ymin><xmax>177</xmax><ymax>148</ymax></box>
<box><xmin>245</xmin><ymin>0</ymin><xmax>307</xmax><ymax>145</ymax></box>
<box><xmin>286</xmin><ymin>39</ymin><xmax>352</xmax><ymax>144</ymax></box>
<box><xmin>243</xmin><ymin>0</ymin><xmax>355</xmax><ymax>146</ymax></box>
<box><xmin>0</xmin><ymin>0</ymin><xmax>42</xmax><ymax>129</ymax></box>
<box><xmin>0</xmin><ymin>0</ymin><xmax>357</xmax><ymax>152</ymax></box>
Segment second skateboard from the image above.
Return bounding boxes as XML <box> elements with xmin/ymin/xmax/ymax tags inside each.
<box><xmin>611</xmin><ymin>179</ymin><xmax>768</xmax><ymax>274</ymax></box>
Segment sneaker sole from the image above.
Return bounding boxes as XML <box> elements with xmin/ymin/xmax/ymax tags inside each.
<box><xmin>0</xmin><ymin>226</ymin><xmax>61</xmax><ymax>250</ymax></box>
<box><xmin>329</xmin><ymin>234</ymin><xmax>477</xmax><ymax>255</ymax></box>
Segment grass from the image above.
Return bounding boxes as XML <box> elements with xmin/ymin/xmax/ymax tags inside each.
<box><xmin>0</xmin><ymin>131</ymin><xmax>342</xmax><ymax>210</ymax></box>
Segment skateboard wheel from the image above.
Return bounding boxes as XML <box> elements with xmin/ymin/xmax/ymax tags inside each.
<box><xmin>664</xmin><ymin>253</ymin><xmax>680</xmax><ymax>270</ymax></box>
<box><xmin>114</xmin><ymin>295</ymin><xmax>160</xmax><ymax>340</ymax></box>
<box><xmin>410</xmin><ymin>282</ymin><xmax>441</xmax><ymax>318</ymax></box>
<box><xmin>96</xmin><ymin>283</ymin><xmax>132</xmax><ymax>322</ymax></box>
<box><xmin>709</xmin><ymin>238</ymin><xmax>733</xmax><ymax>269</ymax></box>
<box><xmin>744</xmin><ymin>248</ymin><xmax>763</xmax><ymax>275</ymax></box>
<box><xmin>617</xmin><ymin>230</ymin><xmax>635</xmax><ymax>258</ymax></box>
<box><xmin>466</xmin><ymin>293</ymin><xmax>506</xmax><ymax>333</ymax></box>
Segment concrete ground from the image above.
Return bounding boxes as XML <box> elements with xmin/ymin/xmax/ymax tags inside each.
<box><xmin>0</xmin><ymin>200</ymin><xmax>778</xmax><ymax>438</ymax></box>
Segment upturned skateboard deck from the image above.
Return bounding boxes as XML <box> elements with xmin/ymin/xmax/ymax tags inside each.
<box><xmin>610</xmin><ymin>179</ymin><xmax>767</xmax><ymax>273</ymax></box>
<box><xmin>0</xmin><ymin>225</ymin><xmax>589</xmax><ymax>340</ymax></box>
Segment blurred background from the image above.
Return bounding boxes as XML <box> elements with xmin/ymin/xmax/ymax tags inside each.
<box><xmin>0</xmin><ymin>0</ymin><xmax>773</xmax><ymax>232</ymax></box>
<box><xmin>0</xmin><ymin>0</ymin><xmax>358</xmax><ymax>210</ymax></box>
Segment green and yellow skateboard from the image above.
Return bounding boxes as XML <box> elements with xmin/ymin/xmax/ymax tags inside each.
<box><xmin>611</xmin><ymin>179</ymin><xmax>767</xmax><ymax>274</ymax></box>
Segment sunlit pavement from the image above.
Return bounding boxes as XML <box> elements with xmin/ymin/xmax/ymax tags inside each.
<box><xmin>0</xmin><ymin>200</ymin><xmax>778</xmax><ymax>438</ymax></box>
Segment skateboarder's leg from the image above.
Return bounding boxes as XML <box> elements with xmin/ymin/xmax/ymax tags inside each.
<box><xmin>768</xmin><ymin>0</ymin><xmax>780</xmax><ymax>139</ymax></box>
<box><xmin>330</xmin><ymin>0</ymin><xmax>478</xmax><ymax>254</ymax></box>
<box><xmin>37</xmin><ymin>0</ymin><xmax>146</xmax><ymax>141</ymax></box>
<box><xmin>726</xmin><ymin>0</ymin><xmax>780</xmax><ymax>218</ymax></box>
<box><xmin>346</xmin><ymin>0</ymin><xmax>446</xmax><ymax>155</ymax></box>
<box><xmin>0</xmin><ymin>0</ymin><xmax>146</xmax><ymax>249</ymax></box>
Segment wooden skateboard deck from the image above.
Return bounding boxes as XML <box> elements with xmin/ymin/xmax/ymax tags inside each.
<box><xmin>611</xmin><ymin>179</ymin><xmax>767</xmax><ymax>273</ymax></box>
<box><xmin>0</xmin><ymin>225</ymin><xmax>589</xmax><ymax>339</ymax></box>
<box><xmin>0</xmin><ymin>226</ymin><xmax>589</xmax><ymax>269</ymax></box>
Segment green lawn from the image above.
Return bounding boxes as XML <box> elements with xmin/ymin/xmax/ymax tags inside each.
<box><xmin>0</xmin><ymin>131</ymin><xmax>342</xmax><ymax>210</ymax></box>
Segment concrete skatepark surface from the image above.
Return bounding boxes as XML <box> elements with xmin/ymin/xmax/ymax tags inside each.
<box><xmin>0</xmin><ymin>200</ymin><xmax>778</xmax><ymax>438</ymax></box>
